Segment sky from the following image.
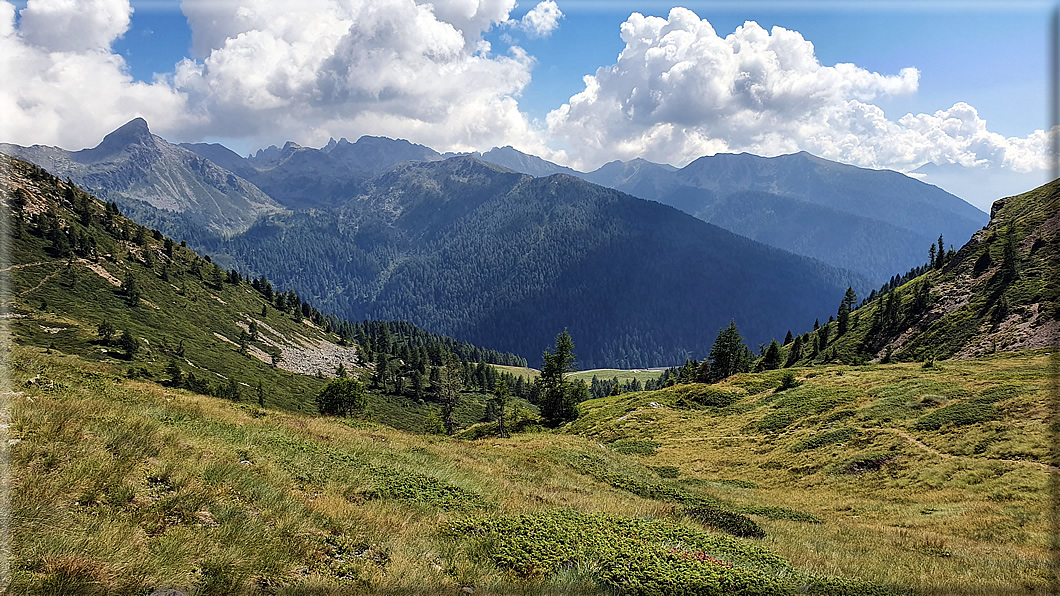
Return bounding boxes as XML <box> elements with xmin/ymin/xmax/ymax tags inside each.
<box><xmin>0</xmin><ymin>0</ymin><xmax>1055</xmax><ymax>210</ymax></box>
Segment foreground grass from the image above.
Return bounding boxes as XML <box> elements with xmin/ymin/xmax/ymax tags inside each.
<box><xmin>8</xmin><ymin>339</ymin><xmax>1056</xmax><ymax>594</ymax></box>
<box><xmin>10</xmin><ymin>344</ymin><xmax>891</xmax><ymax>595</ymax></box>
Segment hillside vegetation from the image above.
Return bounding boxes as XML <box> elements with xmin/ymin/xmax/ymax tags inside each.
<box><xmin>775</xmin><ymin>179</ymin><xmax>1059</xmax><ymax>367</ymax></box>
<box><xmin>2</xmin><ymin>154</ymin><xmax>1056</xmax><ymax>595</ymax></box>
<box><xmin>1</xmin><ymin>154</ymin><xmax>527</xmax><ymax>434</ymax></box>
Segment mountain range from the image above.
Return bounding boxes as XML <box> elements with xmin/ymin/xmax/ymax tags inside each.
<box><xmin>206</xmin><ymin>157</ymin><xmax>863</xmax><ymax>367</ymax></box>
<box><xmin>0</xmin><ymin>118</ymin><xmax>282</xmax><ymax>239</ymax></box>
<box><xmin>1</xmin><ymin>118</ymin><xmax>993</xmax><ymax>366</ymax></box>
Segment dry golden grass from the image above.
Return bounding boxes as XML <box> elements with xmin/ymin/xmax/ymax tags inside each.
<box><xmin>7</xmin><ymin>344</ymin><xmax>1057</xmax><ymax>594</ymax></box>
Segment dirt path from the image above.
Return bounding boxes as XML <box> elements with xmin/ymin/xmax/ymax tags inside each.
<box><xmin>0</xmin><ymin>261</ymin><xmax>53</xmax><ymax>273</ymax></box>
<box><xmin>18</xmin><ymin>268</ymin><xmax>62</xmax><ymax>297</ymax></box>
<box><xmin>865</xmin><ymin>427</ymin><xmax>1058</xmax><ymax>472</ymax></box>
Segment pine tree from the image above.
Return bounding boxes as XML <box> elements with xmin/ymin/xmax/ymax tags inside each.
<box><xmin>122</xmin><ymin>272</ymin><xmax>141</xmax><ymax>306</ymax></box>
<box><xmin>759</xmin><ymin>340</ymin><xmax>781</xmax><ymax>371</ymax></box>
<box><xmin>117</xmin><ymin>329</ymin><xmax>139</xmax><ymax>359</ymax></box>
<box><xmin>436</xmin><ymin>352</ymin><xmax>463</xmax><ymax>435</ymax></box>
<box><xmin>783</xmin><ymin>330</ymin><xmax>794</xmax><ymax>345</ymax></box>
<box><xmin>539</xmin><ymin>330</ymin><xmax>578</xmax><ymax>426</ymax></box>
<box><xmin>97</xmin><ymin>319</ymin><xmax>116</xmax><ymax>344</ymax></box>
<box><xmin>785</xmin><ymin>334</ymin><xmax>803</xmax><ymax>367</ymax></box>
<box><xmin>837</xmin><ymin>286</ymin><xmax>856</xmax><ymax>336</ymax></box>
<box><xmin>706</xmin><ymin>320</ymin><xmax>752</xmax><ymax>382</ymax></box>
<box><xmin>489</xmin><ymin>378</ymin><xmax>511</xmax><ymax>438</ymax></box>
<box><xmin>165</xmin><ymin>360</ymin><xmax>183</xmax><ymax>387</ymax></box>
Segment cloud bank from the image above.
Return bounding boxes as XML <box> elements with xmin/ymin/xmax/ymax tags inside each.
<box><xmin>546</xmin><ymin>8</ymin><xmax>1052</xmax><ymax>173</ymax></box>
<box><xmin>0</xmin><ymin>2</ymin><xmax>1050</xmax><ymax>181</ymax></box>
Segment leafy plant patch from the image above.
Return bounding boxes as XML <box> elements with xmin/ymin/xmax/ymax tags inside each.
<box><xmin>652</xmin><ymin>465</ymin><xmax>680</xmax><ymax>478</ymax></box>
<box><xmin>566</xmin><ymin>454</ymin><xmax>764</xmax><ymax>538</ymax></box>
<box><xmin>914</xmin><ymin>401</ymin><xmax>995</xmax><ymax>431</ymax></box>
<box><xmin>357</xmin><ymin>466</ymin><xmax>488</xmax><ymax>511</ymax></box>
<box><xmin>445</xmin><ymin>510</ymin><xmax>882</xmax><ymax>595</ymax></box>
<box><xmin>738</xmin><ymin>506</ymin><xmax>822</xmax><ymax>524</ymax></box>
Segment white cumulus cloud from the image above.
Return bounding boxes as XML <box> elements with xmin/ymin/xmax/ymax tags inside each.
<box><xmin>520</xmin><ymin>1</ymin><xmax>562</xmax><ymax>38</ymax></box>
<box><xmin>19</xmin><ymin>0</ymin><xmax>132</xmax><ymax>52</ymax></box>
<box><xmin>547</xmin><ymin>7</ymin><xmax>1051</xmax><ymax>175</ymax></box>
<box><xmin>173</xmin><ymin>0</ymin><xmax>551</xmax><ymax>154</ymax></box>
<box><xmin>0</xmin><ymin>0</ymin><xmax>190</xmax><ymax>149</ymax></box>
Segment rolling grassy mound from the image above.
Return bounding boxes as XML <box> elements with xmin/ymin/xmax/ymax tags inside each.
<box><xmin>568</xmin><ymin>353</ymin><xmax>1056</xmax><ymax>593</ymax></box>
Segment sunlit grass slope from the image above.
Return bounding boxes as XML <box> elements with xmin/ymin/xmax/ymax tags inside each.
<box><xmin>569</xmin><ymin>353</ymin><xmax>1057</xmax><ymax>594</ymax></box>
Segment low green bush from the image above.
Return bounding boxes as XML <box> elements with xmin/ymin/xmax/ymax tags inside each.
<box><xmin>915</xmin><ymin>401</ymin><xmax>995</xmax><ymax>431</ymax></box>
<box><xmin>652</xmin><ymin>465</ymin><xmax>680</xmax><ymax>478</ymax></box>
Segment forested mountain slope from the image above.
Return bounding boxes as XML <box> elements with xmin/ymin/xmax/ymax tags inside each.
<box><xmin>0</xmin><ymin>153</ymin><xmax>525</xmax><ymax>431</ymax></box>
<box><xmin>484</xmin><ymin>147</ymin><xmax>987</xmax><ymax>284</ymax></box>
<box><xmin>211</xmin><ymin>156</ymin><xmax>866</xmax><ymax>368</ymax></box>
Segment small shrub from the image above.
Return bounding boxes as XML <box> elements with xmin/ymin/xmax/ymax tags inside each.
<box><xmin>837</xmin><ymin>452</ymin><xmax>894</xmax><ymax>475</ymax></box>
<box><xmin>652</xmin><ymin>465</ymin><xmax>680</xmax><ymax>478</ymax></box>
<box><xmin>685</xmin><ymin>505</ymin><xmax>766</xmax><ymax>539</ymax></box>
<box><xmin>777</xmin><ymin>372</ymin><xmax>800</xmax><ymax>391</ymax></box>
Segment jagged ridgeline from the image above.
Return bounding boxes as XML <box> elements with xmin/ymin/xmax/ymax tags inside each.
<box><xmin>1</xmin><ymin>154</ymin><xmax>524</xmax><ymax>426</ymax></box>
<box><xmin>772</xmin><ymin>178</ymin><xmax>1059</xmax><ymax>366</ymax></box>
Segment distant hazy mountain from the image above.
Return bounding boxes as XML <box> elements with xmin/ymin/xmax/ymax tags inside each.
<box><xmin>470</xmin><ymin>146</ymin><xmax>987</xmax><ymax>284</ymax></box>
<box><xmin>590</xmin><ymin>152</ymin><xmax>987</xmax><ymax>284</ymax></box>
<box><xmin>471</xmin><ymin>146</ymin><xmax>582</xmax><ymax>178</ymax></box>
<box><xmin>182</xmin><ymin>135</ymin><xmax>441</xmax><ymax>209</ymax></box>
<box><xmin>208</xmin><ymin>156</ymin><xmax>866</xmax><ymax>368</ymax></box>
<box><xmin>0</xmin><ymin>118</ymin><xmax>282</xmax><ymax>237</ymax></box>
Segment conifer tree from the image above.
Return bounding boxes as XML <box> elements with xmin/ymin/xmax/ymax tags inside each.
<box><xmin>706</xmin><ymin>320</ymin><xmax>753</xmax><ymax>382</ymax></box>
<box><xmin>118</xmin><ymin>329</ymin><xmax>139</xmax><ymax>359</ymax></box>
<box><xmin>436</xmin><ymin>352</ymin><xmax>463</xmax><ymax>435</ymax></box>
<box><xmin>785</xmin><ymin>334</ymin><xmax>803</xmax><ymax>367</ymax></box>
<box><xmin>97</xmin><ymin>319</ymin><xmax>116</xmax><ymax>344</ymax></box>
<box><xmin>759</xmin><ymin>340</ymin><xmax>781</xmax><ymax>371</ymax></box>
<box><xmin>490</xmin><ymin>378</ymin><xmax>511</xmax><ymax>438</ymax></box>
<box><xmin>539</xmin><ymin>330</ymin><xmax>578</xmax><ymax>426</ymax></box>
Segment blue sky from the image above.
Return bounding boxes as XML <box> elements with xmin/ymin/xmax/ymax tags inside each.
<box><xmin>104</xmin><ymin>1</ymin><xmax>1050</xmax><ymax>138</ymax></box>
<box><xmin>1</xmin><ymin>0</ymin><xmax>1055</xmax><ymax>208</ymax></box>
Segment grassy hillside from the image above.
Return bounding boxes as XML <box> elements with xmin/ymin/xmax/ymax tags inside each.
<box><xmin>8</xmin><ymin>343</ymin><xmax>1055</xmax><ymax>594</ymax></box>
<box><xmin>4</xmin><ymin>154</ymin><xmax>1056</xmax><ymax>595</ymax></box>
<box><xmin>1</xmin><ymin>154</ymin><xmax>528</xmax><ymax>434</ymax></box>
<box><xmin>568</xmin><ymin>352</ymin><xmax>1057</xmax><ymax>594</ymax></box>
<box><xmin>778</xmin><ymin>178</ymin><xmax>1059</xmax><ymax>367</ymax></box>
